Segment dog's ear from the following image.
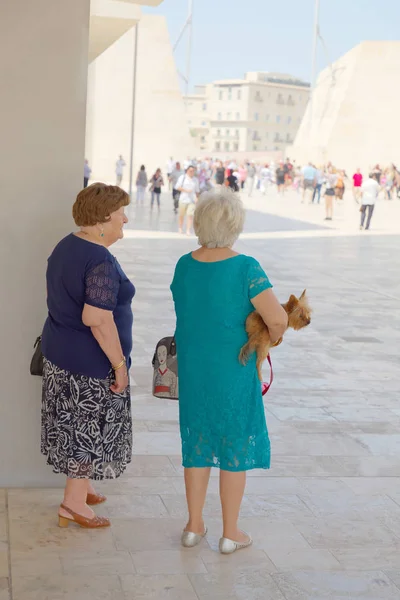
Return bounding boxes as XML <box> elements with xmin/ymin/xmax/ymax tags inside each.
<box><xmin>286</xmin><ymin>294</ymin><xmax>298</xmax><ymax>311</ymax></box>
<box><xmin>299</xmin><ymin>289</ymin><xmax>307</xmax><ymax>300</ymax></box>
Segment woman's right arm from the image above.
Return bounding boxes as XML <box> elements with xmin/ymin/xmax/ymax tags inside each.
<box><xmin>82</xmin><ymin>304</ymin><xmax>128</xmax><ymax>393</ymax></box>
<box><xmin>251</xmin><ymin>289</ymin><xmax>288</xmax><ymax>345</ymax></box>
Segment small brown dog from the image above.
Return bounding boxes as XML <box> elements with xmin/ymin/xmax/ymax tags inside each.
<box><xmin>239</xmin><ymin>290</ymin><xmax>311</xmax><ymax>381</ymax></box>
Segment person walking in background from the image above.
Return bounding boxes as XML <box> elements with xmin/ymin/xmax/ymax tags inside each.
<box><xmin>260</xmin><ymin>164</ymin><xmax>271</xmax><ymax>195</ymax></box>
<box><xmin>238</xmin><ymin>164</ymin><xmax>247</xmax><ymax>190</ymax></box>
<box><xmin>312</xmin><ymin>166</ymin><xmax>324</xmax><ymax>204</ymax></box>
<box><xmin>226</xmin><ymin>169</ymin><xmax>239</xmax><ymax>192</ymax></box>
<box><xmin>276</xmin><ymin>161</ymin><xmax>286</xmax><ymax>195</ymax></box>
<box><xmin>83</xmin><ymin>159</ymin><xmax>91</xmax><ymax>188</ymax></box>
<box><xmin>116</xmin><ymin>155</ymin><xmax>126</xmax><ymax>186</ymax></box>
<box><xmin>136</xmin><ymin>165</ymin><xmax>148</xmax><ymax>204</ymax></box>
<box><xmin>360</xmin><ymin>172</ymin><xmax>380</xmax><ymax>230</ymax></box>
<box><xmin>214</xmin><ymin>160</ymin><xmax>225</xmax><ymax>186</ymax></box>
<box><xmin>246</xmin><ymin>162</ymin><xmax>257</xmax><ymax>196</ymax></box>
<box><xmin>41</xmin><ymin>183</ymin><xmax>134</xmax><ymax>529</ymax></box>
<box><xmin>149</xmin><ymin>168</ymin><xmax>164</xmax><ymax>210</ymax></box>
<box><xmin>301</xmin><ymin>162</ymin><xmax>316</xmax><ymax>203</ymax></box>
<box><xmin>324</xmin><ymin>166</ymin><xmax>337</xmax><ymax>220</ymax></box>
<box><xmin>166</xmin><ymin>156</ymin><xmax>175</xmax><ymax>190</ymax></box>
<box><xmin>335</xmin><ymin>170</ymin><xmax>346</xmax><ymax>200</ymax></box>
<box><xmin>176</xmin><ymin>165</ymin><xmax>200</xmax><ymax>235</ymax></box>
<box><xmin>352</xmin><ymin>168</ymin><xmax>363</xmax><ymax>203</ymax></box>
<box><xmin>170</xmin><ymin>161</ymin><xmax>184</xmax><ymax>213</ymax></box>
<box><xmin>171</xmin><ymin>187</ymin><xmax>288</xmax><ymax>554</ymax></box>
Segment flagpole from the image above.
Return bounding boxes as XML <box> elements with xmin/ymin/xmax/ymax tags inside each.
<box><xmin>309</xmin><ymin>0</ymin><xmax>320</xmax><ymax>131</ymax></box>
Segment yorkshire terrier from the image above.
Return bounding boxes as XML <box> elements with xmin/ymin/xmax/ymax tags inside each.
<box><xmin>239</xmin><ymin>290</ymin><xmax>311</xmax><ymax>381</ymax></box>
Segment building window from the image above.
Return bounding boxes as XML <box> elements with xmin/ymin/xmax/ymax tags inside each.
<box><xmin>202</xmin><ymin>103</ymin><xmax>207</xmax><ymax>111</ymax></box>
<box><xmin>288</xmin><ymin>95</ymin><xmax>294</xmax><ymax>106</ymax></box>
<box><xmin>217</xmin><ymin>112</ymin><xmax>222</xmax><ymax>120</ymax></box>
<box><xmin>226</xmin><ymin>129</ymin><xmax>230</xmax><ymax>137</ymax></box>
<box><xmin>276</xmin><ymin>115</ymin><xmax>281</xmax><ymax>123</ymax></box>
<box><xmin>224</xmin><ymin>142</ymin><xmax>230</xmax><ymax>151</ymax></box>
<box><xmin>201</xmin><ymin>136</ymin><xmax>205</xmax><ymax>143</ymax></box>
<box><xmin>254</xmin><ymin>113</ymin><xmax>259</xmax><ymax>121</ymax></box>
<box><xmin>255</xmin><ymin>90</ymin><xmax>262</xmax><ymax>102</ymax></box>
<box><xmin>227</xmin><ymin>112</ymin><xmax>231</xmax><ymax>120</ymax></box>
<box><xmin>216</xmin><ymin>129</ymin><xmax>221</xmax><ymax>136</ymax></box>
<box><xmin>275</xmin><ymin>146</ymin><xmax>279</xmax><ymax>151</ymax></box>
<box><xmin>234</xmin><ymin>143</ymin><xmax>239</xmax><ymax>151</ymax></box>
<box><xmin>277</xmin><ymin>94</ymin><xmax>284</xmax><ymax>105</ymax></box>
<box><xmin>253</xmin><ymin>144</ymin><xmax>258</xmax><ymax>151</ymax></box>
<box><xmin>235</xmin><ymin>129</ymin><xmax>239</xmax><ymax>138</ymax></box>
<box><xmin>215</xmin><ymin>141</ymin><xmax>221</xmax><ymax>151</ymax></box>
<box><xmin>237</xmin><ymin>89</ymin><xmax>241</xmax><ymax>100</ymax></box>
<box><xmin>236</xmin><ymin>112</ymin><xmax>240</xmax><ymax>120</ymax></box>
<box><xmin>274</xmin><ymin>133</ymin><xmax>279</xmax><ymax>142</ymax></box>
<box><xmin>286</xmin><ymin>133</ymin><xmax>291</xmax><ymax>142</ymax></box>
<box><xmin>228</xmin><ymin>87</ymin><xmax>232</xmax><ymax>100</ymax></box>
<box><xmin>287</xmin><ymin>116</ymin><xmax>292</xmax><ymax>124</ymax></box>
<box><xmin>201</xmin><ymin>121</ymin><xmax>207</xmax><ymax>127</ymax></box>
<box><xmin>219</xmin><ymin>90</ymin><xmax>223</xmax><ymax>101</ymax></box>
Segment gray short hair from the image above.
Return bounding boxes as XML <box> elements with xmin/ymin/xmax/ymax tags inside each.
<box><xmin>194</xmin><ymin>187</ymin><xmax>245</xmax><ymax>248</ymax></box>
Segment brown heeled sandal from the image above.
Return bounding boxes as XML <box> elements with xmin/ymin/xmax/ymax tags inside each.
<box><xmin>58</xmin><ymin>503</ymin><xmax>110</xmax><ymax>529</ymax></box>
<box><xmin>87</xmin><ymin>493</ymin><xmax>107</xmax><ymax>506</ymax></box>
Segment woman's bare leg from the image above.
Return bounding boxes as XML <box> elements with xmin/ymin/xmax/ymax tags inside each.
<box><xmin>220</xmin><ymin>470</ymin><xmax>249</xmax><ymax>542</ymax></box>
<box><xmin>186</xmin><ymin>215</ymin><xmax>194</xmax><ymax>235</ymax></box>
<box><xmin>59</xmin><ymin>478</ymin><xmax>94</xmax><ymax>519</ymax></box>
<box><xmin>184</xmin><ymin>467</ymin><xmax>211</xmax><ymax>534</ymax></box>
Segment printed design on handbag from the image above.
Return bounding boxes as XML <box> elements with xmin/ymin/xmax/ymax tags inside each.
<box><xmin>152</xmin><ymin>337</ymin><xmax>179</xmax><ymax>400</ymax></box>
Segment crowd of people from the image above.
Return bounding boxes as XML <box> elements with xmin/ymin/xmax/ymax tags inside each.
<box><xmin>84</xmin><ymin>155</ymin><xmax>400</xmax><ymax>232</ymax></box>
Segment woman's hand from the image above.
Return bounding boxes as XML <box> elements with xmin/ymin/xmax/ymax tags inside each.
<box><xmin>110</xmin><ymin>367</ymin><xmax>128</xmax><ymax>394</ymax></box>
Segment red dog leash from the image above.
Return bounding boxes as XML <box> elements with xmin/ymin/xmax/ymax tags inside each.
<box><xmin>261</xmin><ymin>354</ymin><xmax>273</xmax><ymax>396</ymax></box>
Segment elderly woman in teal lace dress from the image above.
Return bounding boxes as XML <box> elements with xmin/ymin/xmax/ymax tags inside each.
<box><xmin>170</xmin><ymin>187</ymin><xmax>288</xmax><ymax>554</ymax></box>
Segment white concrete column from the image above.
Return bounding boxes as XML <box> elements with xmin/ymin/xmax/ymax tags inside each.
<box><xmin>0</xmin><ymin>0</ymin><xmax>90</xmax><ymax>485</ymax></box>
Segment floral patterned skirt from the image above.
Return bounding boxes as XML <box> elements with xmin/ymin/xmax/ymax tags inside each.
<box><xmin>41</xmin><ymin>359</ymin><xmax>132</xmax><ymax>480</ymax></box>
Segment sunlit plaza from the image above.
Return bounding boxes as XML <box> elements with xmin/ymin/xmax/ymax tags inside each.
<box><xmin>2</xmin><ymin>0</ymin><xmax>400</xmax><ymax>598</ymax></box>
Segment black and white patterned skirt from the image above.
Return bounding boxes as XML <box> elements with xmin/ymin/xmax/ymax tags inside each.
<box><xmin>41</xmin><ymin>359</ymin><xmax>132</xmax><ymax>480</ymax></box>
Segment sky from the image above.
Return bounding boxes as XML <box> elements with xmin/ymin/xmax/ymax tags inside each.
<box><xmin>143</xmin><ymin>0</ymin><xmax>399</xmax><ymax>91</ymax></box>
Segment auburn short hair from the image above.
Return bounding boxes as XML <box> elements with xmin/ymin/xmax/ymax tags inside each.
<box><xmin>73</xmin><ymin>183</ymin><xmax>130</xmax><ymax>226</ymax></box>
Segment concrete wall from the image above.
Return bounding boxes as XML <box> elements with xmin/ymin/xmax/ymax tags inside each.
<box><xmin>0</xmin><ymin>0</ymin><xmax>90</xmax><ymax>486</ymax></box>
<box><xmin>290</xmin><ymin>41</ymin><xmax>400</xmax><ymax>172</ymax></box>
<box><xmin>86</xmin><ymin>14</ymin><xmax>197</xmax><ymax>185</ymax></box>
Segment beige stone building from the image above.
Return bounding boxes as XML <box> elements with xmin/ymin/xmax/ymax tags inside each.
<box><xmin>184</xmin><ymin>85</ymin><xmax>211</xmax><ymax>152</ymax></box>
<box><xmin>290</xmin><ymin>41</ymin><xmax>400</xmax><ymax>173</ymax></box>
<box><xmin>86</xmin><ymin>11</ymin><xmax>197</xmax><ymax>185</ymax></box>
<box><xmin>184</xmin><ymin>72</ymin><xmax>310</xmax><ymax>155</ymax></box>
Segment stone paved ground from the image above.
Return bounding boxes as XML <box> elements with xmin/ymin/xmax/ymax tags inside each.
<box><xmin>2</xmin><ymin>188</ymin><xmax>400</xmax><ymax>599</ymax></box>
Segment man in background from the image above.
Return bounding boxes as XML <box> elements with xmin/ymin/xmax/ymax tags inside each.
<box><xmin>301</xmin><ymin>162</ymin><xmax>317</xmax><ymax>203</ymax></box>
<box><xmin>247</xmin><ymin>162</ymin><xmax>256</xmax><ymax>196</ymax></box>
<box><xmin>360</xmin><ymin>173</ymin><xmax>380</xmax><ymax>230</ymax></box>
<box><xmin>166</xmin><ymin>156</ymin><xmax>175</xmax><ymax>190</ymax></box>
<box><xmin>116</xmin><ymin>155</ymin><xmax>126</xmax><ymax>186</ymax></box>
<box><xmin>83</xmin><ymin>159</ymin><xmax>91</xmax><ymax>188</ymax></box>
<box><xmin>352</xmin><ymin>168</ymin><xmax>363</xmax><ymax>203</ymax></box>
<box><xmin>170</xmin><ymin>161</ymin><xmax>184</xmax><ymax>214</ymax></box>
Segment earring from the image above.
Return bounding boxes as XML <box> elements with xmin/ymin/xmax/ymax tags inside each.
<box><xmin>100</xmin><ymin>227</ymin><xmax>104</xmax><ymax>238</ymax></box>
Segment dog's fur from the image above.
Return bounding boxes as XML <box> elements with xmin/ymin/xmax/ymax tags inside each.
<box><xmin>239</xmin><ymin>290</ymin><xmax>311</xmax><ymax>381</ymax></box>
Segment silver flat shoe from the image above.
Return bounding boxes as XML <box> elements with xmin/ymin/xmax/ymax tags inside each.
<box><xmin>219</xmin><ymin>532</ymin><xmax>253</xmax><ymax>554</ymax></box>
<box><xmin>181</xmin><ymin>527</ymin><xmax>208</xmax><ymax>548</ymax></box>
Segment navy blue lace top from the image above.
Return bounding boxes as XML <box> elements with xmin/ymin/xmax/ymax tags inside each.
<box><xmin>42</xmin><ymin>234</ymin><xmax>135</xmax><ymax>378</ymax></box>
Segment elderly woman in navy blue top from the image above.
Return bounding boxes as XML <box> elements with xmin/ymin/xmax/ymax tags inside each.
<box><xmin>41</xmin><ymin>183</ymin><xmax>135</xmax><ymax>529</ymax></box>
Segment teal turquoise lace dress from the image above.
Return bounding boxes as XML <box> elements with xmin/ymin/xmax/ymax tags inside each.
<box><xmin>171</xmin><ymin>253</ymin><xmax>272</xmax><ymax>471</ymax></box>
